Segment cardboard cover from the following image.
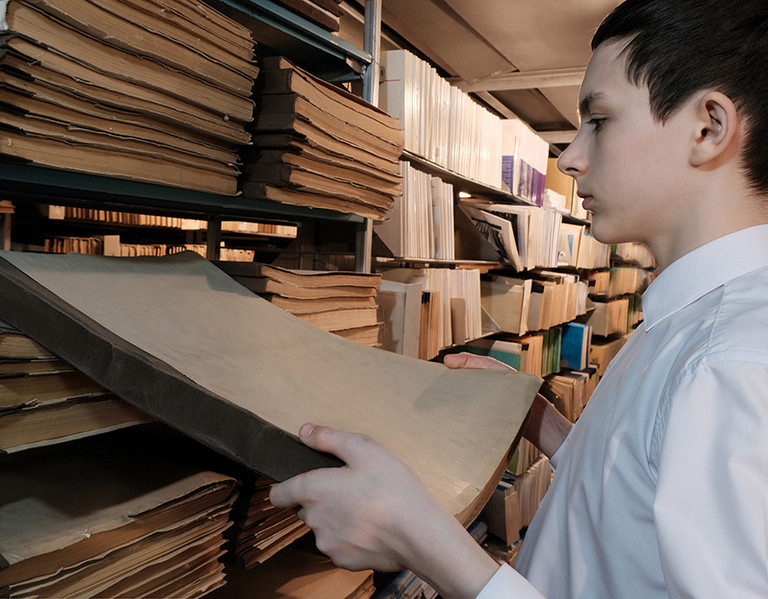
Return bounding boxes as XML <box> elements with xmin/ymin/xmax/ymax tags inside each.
<box><xmin>0</xmin><ymin>251</ymin><xmax>541</xmax><ymax>523</ymax></box>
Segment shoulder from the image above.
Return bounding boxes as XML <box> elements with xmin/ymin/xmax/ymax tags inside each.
<box><xmin>706</xmin><ymin>265</ymin><xmax>768</xmax><ymax>364</ymax></box>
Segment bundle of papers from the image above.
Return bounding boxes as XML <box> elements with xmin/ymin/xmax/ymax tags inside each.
<box><xmin>0</xmin><ymin>431</ymin><xmax>238</xmax><ymax>598</ymax></box>
<box><xmin>243</xmin><ymin>57</ymin><xmax>403</xmax><ymax>219</ymax></box>
<box><xmin>0</xmin><ymin>0</ymin><xmax>258</xmax><ymax>194</ymax></box>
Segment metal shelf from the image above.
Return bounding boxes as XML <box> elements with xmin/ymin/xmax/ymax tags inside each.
<box><xmin>0</xmin><ymin>163</ymin><xmax>364</xmax><ymax>224</ymax></box>
<box><xmin>208</xmin><ymin>0</ymin><xmax>371</xmax><ymax>79</ymax></box>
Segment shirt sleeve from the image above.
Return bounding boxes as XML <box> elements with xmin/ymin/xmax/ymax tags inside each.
<box><xmin>475</xmin><ymin>564</ymin><xmax>546</xmax><ymax>598</ymax></box>
<box><xmin>653</xmin><ymin>359</ymin><xmax>768</xmax><ymax>598</ymax></box>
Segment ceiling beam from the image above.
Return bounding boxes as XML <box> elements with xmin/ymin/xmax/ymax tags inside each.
<box><xmin>456</xmin><ymin>66</ymin><xmax>586</xmax><ymax>92</ymax></box>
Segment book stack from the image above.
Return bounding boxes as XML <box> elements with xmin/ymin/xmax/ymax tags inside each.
<box><xmin>0</xmin><ymin>321</ymin><xmax>151</xmax><ymax>453</ymax></box>
<box><xmin>379</xmin><ymin>267</ymin><xmax>482</xmax><ymax>356</ymax></box>
<box><xmin>242</xmin><ymin>56</ymin><xmax>403</xmax><ymax>220</ymax></box>
<box><xmin>230</xmin><ymin>475</ymin><xmax>310</xmax><ymax>569</ymax></box>
<box><xmin>380</xmin><ymin>49</ymin><xmax>503</xmax><ymax>188</ymax></box>
<box><xmin>0</xmin><ymin>0</ymin><xmax>257</xmax><ymax>195</ymax></box>
<box><xmin>482</xmin><ymin>272</ymin><xmax>588</xmax><ymax>336</ymax></box>
<box><xmin>375</xmin><ymin>161</ymin><xmax>456</xmax><ymax>260</ymax></box>
<box><xmin>217</xmin><ymin>261</ymin><xmax>383</xmax><ymax>346</ymax></box>
<box><xmin>0</xmin><ymin>431</ymin><xmax>238</xmax><ymax>598</ymax></box>
<box><xmin>270</xmin><ymin>0</ymin><xmax>343</xmax><ymax>32</ymax></box>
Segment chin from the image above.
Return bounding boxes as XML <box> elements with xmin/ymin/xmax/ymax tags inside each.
<box><xmin>589</xmin><ymin>219</ymin><xmax>640</xmax><ymax>246</ymax></box>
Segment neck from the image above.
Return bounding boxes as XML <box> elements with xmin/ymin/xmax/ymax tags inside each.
<box><xmin>648</xmin><ymin>187</ymin><xmax>768</xmax><ymax>272</ymax></box>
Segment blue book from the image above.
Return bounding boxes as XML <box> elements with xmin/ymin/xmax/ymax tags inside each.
<box><xmin>560</xmin><ymin>322</ymin><xmax>592</xmax><ymax>370</ymax></box>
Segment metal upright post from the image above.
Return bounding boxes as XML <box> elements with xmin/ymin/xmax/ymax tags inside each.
<box><xmin>355</xmin><ymin>0</ymin><xmax>381</xmax><ymax>273</ymax></box>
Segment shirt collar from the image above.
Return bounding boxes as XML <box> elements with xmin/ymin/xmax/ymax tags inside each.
<box><xmin>642</xmin><ymin>225</ymin><xmax>768</xmax><ymax>331</ymax></box>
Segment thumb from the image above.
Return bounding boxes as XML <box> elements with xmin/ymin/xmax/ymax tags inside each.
<box><xmin>298</xmin><ymin>423</ymin><xmax>369</xmax><ymax>466</ymax></box>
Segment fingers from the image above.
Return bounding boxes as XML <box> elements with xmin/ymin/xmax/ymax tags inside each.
<box><xmin>269</xmin><ymin>424</ymin><xmax>373</xmax><ymax>510</ymax></box>
<box><xmin>443</xmin><ymin>351</ymin><xmax>515</xmax><ymax>371</ymax></box>
<box><xmin>297</xmin><ymin>423</ymin><xmax>374</xmax><ymax>467</ymax></box>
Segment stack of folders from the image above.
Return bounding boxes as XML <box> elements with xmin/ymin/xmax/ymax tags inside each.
<box><xmin>378</xmin><ymin>268</ymin><xmax>482</xmax><ymax>359</ymax></box>
<box><xmin>375</xmin><ymin>161</ymin><xmax>456</xmax><ymax>260</ymax></box>
<box><xmin>0</xmin><ymin>431</ymin><xmax>238</xmax><ymax>598</ymax></box>
<box><xmin>243</xmin><ymin>57</ymin><xmax>403</xmax><ymax>220</ymax></box>
<box><xmin>208</xmin><ymin>545</ymin><xmax>375</xmax><ymax>599</ymax></box>
<box><xmin>230</xmin><ymin>475</ymin><xmax>310</xmax><ymax>570</ymax></box>
<box><xmin>0</xmin><ymin>321</ymin><xmax>151</xmax><ymax>454</ymax></box>
<box><xmin>0</xmin><ymin>0</ymin><xmax>258</xmax><ymax>194</ymax></box>
<box><xmin>268</xmin><ymin>0</ymin><xmax>344</xmax><ymax>32</ymax></box>
<box><xmin>217</xmin><ymin>261</ymin><xmax>383</xmax><ymax>347</ymax></box>
<box><xmin>462</xmin><ymin>203</ymin><xmax>563</xmax><ymax>271</ymax></box>
<box><xmin>380</xmin><ymin>49</ymin><xmax>503</xmax><ymax>188</ymax></box>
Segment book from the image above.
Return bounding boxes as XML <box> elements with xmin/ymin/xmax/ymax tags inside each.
<box><xmin>241</xmin><ymin>182</ymin><xmax>390</xmax><ymax>220</ymax></box>
<box><xmin>257</xmin><ymin>56</ymin><xmax>402</xmax><ymax>145</ymax></box>
<box><xmin>269</xmin><ymin>0</ymin><xmax>343</xmax><ymax>32</ymax></box>
<box><xmin>1</xmin><ymin>38</ymin><xmax>251</xmax><ymax>144</ymax></box>
<box><xmin>242</xmin><ymin>163</ymin><xmax>394</xmax><ymax>212</ymax></box>
<box><xmin>0</xmin><ymin>328</ymin><xmax>54</xmax><ymax>359</ymax></box>
<box><xmin>245</xmin><ymin>149</ymin><xmax>402</xmax><ymax>196</ymax></box>
<box><xmin>0</xmin><ymin>369</ymin><xmax>109</xmax><ymax>409</ymax></box>
<box><xmin>4</xmin><ymin>0</ymin><xmax>254</xmax><ymax>121</ymax></box>
<box><xmin>560</xmin><ymin>322</ymin><xmax>592</xmax><ymax>371</ymax></box>
<box><xmin>0</xmin><ymin>394</ymin><xmax>152</xmax><ymax>453</ymax></box>
<box><xmin>253</xmin><ymin>93</ymin><xmax>402</xmax><ymax>157</ymax></box>
<box><xmin>0</xmin><ymin>250</ymin><xmax>541</xmax><ymax>526</ymax></box>
<box><xmin>217</xmin><ymin>261</ymin><xmax>382</xmax><ymax>289</ymax></box>
<box><xmin>207</xmin><ymin>545</ymin><xmax>375</xmax><ymax>599</ymax></box>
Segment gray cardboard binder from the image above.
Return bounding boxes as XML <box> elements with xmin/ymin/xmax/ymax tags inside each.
<box><xmin>0</xmin><ymin>250</ymin><xmax>541</xmax><ymax>523</ymax></box>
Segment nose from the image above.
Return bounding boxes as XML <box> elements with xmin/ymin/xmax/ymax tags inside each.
<box><xmin>557</xmin><ymin>132</ymin><xmax>588</xmax><ymax>178</ymax></box>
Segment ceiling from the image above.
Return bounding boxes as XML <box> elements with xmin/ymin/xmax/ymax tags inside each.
<box><xmin>342</xmin><ymin>0</ymin><xmax>623</xmax><ymax>152</ymax></box>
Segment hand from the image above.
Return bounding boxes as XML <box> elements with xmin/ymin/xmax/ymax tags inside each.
<box><xmin>269</xmin><ymin>423</ymin><xmax>500</xmax><ymax>598</ymax></box>
<box><xmin>444</xmin><ymin>351</ymin><xmax>571</xmax><ymax>459</ymax></box>
<box><xmin>443</xmin><ymin>351</ymin><xmax>515</xmax><ymax>371</ymax></box>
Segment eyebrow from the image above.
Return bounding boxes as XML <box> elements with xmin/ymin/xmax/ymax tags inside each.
<box><xmin>579</xmin><ymin>91</ymin><xmax>607</xmax><ymax>117</ymax></box>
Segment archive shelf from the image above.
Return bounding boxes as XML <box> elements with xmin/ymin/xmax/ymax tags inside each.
<box><xmin>0</xmin><ymin>0</ymin><xmax>383</xmax><ymax>267</ymax></box>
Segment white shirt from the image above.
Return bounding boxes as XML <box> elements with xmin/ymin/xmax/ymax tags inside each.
<box><xmin>478</xmin><ymin>225</ymin><xmax>768</xmax><ymax>598</ymax></box>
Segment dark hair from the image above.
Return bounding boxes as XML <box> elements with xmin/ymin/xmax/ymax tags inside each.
<box><xmin>592</xmin><ymin>0</ymin><xmax>768</xmax><ymax>194</ymax></box>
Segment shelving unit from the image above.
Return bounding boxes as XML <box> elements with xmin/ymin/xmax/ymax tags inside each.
<box><xmin>0</xmin><ymin>1</ymin><xmax>383</xmax><ymax>268</ymax></box>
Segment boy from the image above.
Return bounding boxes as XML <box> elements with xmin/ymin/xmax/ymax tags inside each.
<box><xmin>270</xmin><ymin>0</ymin><xmax>768</xmax><ymax>596</ymax></box>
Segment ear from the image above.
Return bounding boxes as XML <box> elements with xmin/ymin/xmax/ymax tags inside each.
<box><xmin>690</xmin><ymin>91</ymin><xmax>740</xmax><ymax>167</ymax></box>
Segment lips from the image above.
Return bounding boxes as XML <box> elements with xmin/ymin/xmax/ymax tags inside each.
<box><xmin>578</xmin><ymin>192</ymin><xmax>593</xmax><ymax>211</ymax></box>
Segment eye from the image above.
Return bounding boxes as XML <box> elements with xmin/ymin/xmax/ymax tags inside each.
<box><xmin>586</xmin><ymin>117</ymin><xmax>606</xmax><ymax>131</ymax></box>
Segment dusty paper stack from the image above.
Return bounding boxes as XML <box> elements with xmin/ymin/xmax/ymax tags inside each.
<box><xmin>218</xmin><ymin>261</ymin><xmax>383</xmax><ymax>346</ymax></box>
<box><xmin>0</xmin><ymin>430</ymin><xmax>239</xmax><ymax>598</ymax></box>
<box><xmin>0</xmin><ymin>320</ymin><xmax>151</xmax><ymax>453</ymax></box>
<box><xmin>0</xmin><ymin>0</ymin><xmax>258</xmax><ymax>194</ymax></box>
<box><xmin>242</xmin><ymin>56</ymin><xmax>403</xmax><ymax>219</ymax></box>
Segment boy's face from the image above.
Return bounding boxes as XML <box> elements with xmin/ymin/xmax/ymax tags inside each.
<box><xmin>558</xmin><ymin>40</ymin><xmax>695</xmax><ymax>247</ymax></box>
